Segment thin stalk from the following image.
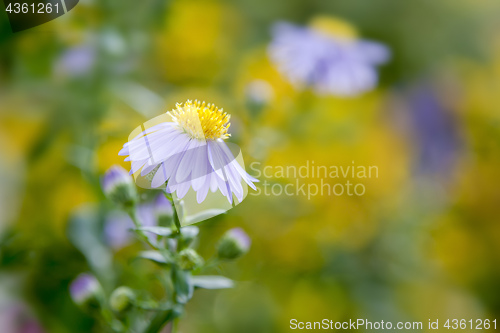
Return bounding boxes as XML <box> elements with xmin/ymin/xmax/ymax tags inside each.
<box><xmin>143</xmin><ymin>310</ymin><xmax>175</xmax><ymax>333</ymax></box>
<box><xmin>163</xmin><ymin>192</ymin><xmax>182</xmax><ymax>233</ymax></box>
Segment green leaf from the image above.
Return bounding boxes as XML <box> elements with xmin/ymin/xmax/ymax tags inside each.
<box><xmin>172</xmin><ymin>267</ymin><xmax>193</xmax><ymax>304</ymax></box>
<box><xmin>135</xmin><ymin>226</ymin><xmax>173</xmax><ymax>237</ymax></box>
<box><xmin>184</xmin><ymin>209</ymin><xmax>227</xmax><ymax>225</ymax></box>
<box><xmin>137</xmin><ymin>251</ymin><xmax>174</xmax><ymax>265</ymax></box>
<box><xmin>190</xmin><ymin>275</ymin><xmax>234</xmax><ymax>289</ymax></box>
<box><xmin>180</xmin><ymin>226</ymin><xmax>199</xmax><ymax>238</ymax></box>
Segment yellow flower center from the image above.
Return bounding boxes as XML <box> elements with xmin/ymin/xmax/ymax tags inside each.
<box><xmin>310</xmin><ymin>16</ymin><xmax>358</xmax><ymax>40</ymax></box>
<box><xmin>168</xmin><ymin>100</ymin><xmax>231</xmax><ymax>141</ymax></box>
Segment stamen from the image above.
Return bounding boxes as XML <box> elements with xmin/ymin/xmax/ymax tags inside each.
<box><xmin>168</xmin><ymin>100</ymin><xmax>231</xmax><ymax>140</ymax></box>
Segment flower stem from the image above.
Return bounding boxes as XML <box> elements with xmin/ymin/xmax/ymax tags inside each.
<box><xmin>143</xmin><ymin>310</ymin><xmax>174</xmax><ymax>333</ymax></box>
<box><xmin>163</xmin><ymin>192</ymin><xmax>182</xmax><ymax>233</ymax></box>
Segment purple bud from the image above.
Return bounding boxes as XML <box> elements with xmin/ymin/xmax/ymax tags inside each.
<box><xmin>102</xmin><ymin>165</ymin><xmax>137</xmax><ymax>206</ymax></box>
<box><xmin>102</xmin><ymin>165</ymin><xmax>133</xmax><ymax>194</ymax></box>
<box><xmin>69</xmin><ymin>274</ymin><xmax>101</xmax><ymax>308</ymax></box>
<box><xmin>217</xmin><ymin>228</ymin><xmax>251</xmax><ymax>260</ymax></box>
<box><xmin>227</xmin><ymin>228</ymin><xmax>251</xmax><ymax>249</ymax></box>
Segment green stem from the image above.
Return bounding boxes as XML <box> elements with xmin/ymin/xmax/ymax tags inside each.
<box><xmin>172</xmin><ymin>318</ymin><xmax>179</xmax><ymax>333</ymax></box>
<box><xmin>203</xmin><ymin>257</ymin><xmax>221</xmax><ymax>271</ymax></box>
<box><xmin>144</xmin><ymin>310</ymin><xmax>174</xmax><ymax>333</ymax></box>
<box><xmin>163</xmin><ymin>192</ymin><xmax>182</xmax><ymax>233</ymax></box>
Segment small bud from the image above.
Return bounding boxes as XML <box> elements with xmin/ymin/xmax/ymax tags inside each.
<box><xmin>217</xmin><ymin>228</ymin><xmax>251</xmax><ymax>260</ymax></box>
<box><xmin>178</xmin><ymin>248</ymin><xmax>204</xmax><ymax>270</ymax></box>
<box><xmin>69</xmin><ymin>274</ymin><xmax>102</xmax><ymax>310</ymax></box>
<box><xmin>102</xmin><ymin>165</ymin><xmax>137</xmax><ymax>207</ymax></box>
<box><xmin>109</xmin><ymin>286</ymin><xmax>135</xmax><ymax>313</ymax></box>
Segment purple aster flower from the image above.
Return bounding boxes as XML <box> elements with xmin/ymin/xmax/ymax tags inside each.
<box><xmin>119</xmin><ymin>100</ymin><xmax>258</xmax><ymax>204</ymax></box>
<box><xmin>69</xmin><ymin>273</ymin><xmax>102</xmax><ymax>307</ymax></box>
<box><xmin>268</xmin><ymin>17</ymin><xmax>390</xmax><ymax>97</ymax></box>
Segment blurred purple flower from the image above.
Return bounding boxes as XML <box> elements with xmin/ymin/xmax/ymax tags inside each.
<box><xmin>154</xmin><ymin>193</ymin><xmax>172</xmax><ymax>218</ymax></box>
<box><xmin>55</xmin><ymin>46</ymin><xmax>95</xmax><ymax>77</ymax></box>
<box><xmin>268</xmin><ymin>20</ymin><xmax>390</xmax><ymax>97</ymax></box>
<box><xmin>0</xmin><ymin>303</ymin><xmax>45</xmax><ymax>333</ymax></box>
<box><xmin>103</xmin><ymin>211</ymin><xmax>134</xmax><ymax>249</ymax></box>
<box><xmin>69</xmin><ymin>273</ymin><xmax>101</xmax><ymax>306</ymax></box>
<box><xmin>406</xmin><ymin>85</ymin><xmax>461</xmax><ymax>178</ymax></box>
<box><xmin>104</xmin><ymin>202</ymin><xmax>158</xmax><ymax>249</ymax></box>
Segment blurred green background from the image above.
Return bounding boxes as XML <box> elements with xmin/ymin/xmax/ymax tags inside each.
<box><xmin>1</xmin><ymin>0</ymin><xmax>500</xmax><ymax>332</ymax></box>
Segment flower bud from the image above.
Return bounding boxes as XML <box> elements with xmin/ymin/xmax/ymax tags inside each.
<box><xmin>69</xmin><ymin>274</ymin><xmax>102</xmax><ymax>310</ymax></box>
<box><xmin>102</xmin><ymin>165</ymin><xmax>137</xmax><ymax>207</ymax></box>
<box><xmin>109</xmin><ymin>286</ymin><xmax>135</xmax><ymax>314</ymax></box>
<box><xmin>178</xmin><ymin>248</ymin><xmax>204</xmax><ymax>270</ymax></box>
<box><xmin>217</xmin><ymin>228</ymin><xmax>251</xmax><ymax>260</ymax></box>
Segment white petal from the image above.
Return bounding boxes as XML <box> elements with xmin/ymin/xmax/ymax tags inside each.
<box><xmin>176</xmin><ymin>139</ymin><xmax>203</xmax><ymax>183</ymax></box>
<box><xmin>196</xmin><ymin>179</ymin><xmax>210</xmax><ymax>203</ymax></box>
<box><xmin>151</xmin><ymin>163</ymin><xmax>167</xmax><ymax>188</ymax></box>
<box><xmin>176</xmin><ymin>181</ymin><xmax>191</xmax><ymax>199</ymax></box>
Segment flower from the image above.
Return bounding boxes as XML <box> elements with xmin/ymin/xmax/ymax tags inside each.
<box><xmin>405</xmin><ymin>84</ymin><xmax>461</xmax><ymax>179</ymax></box>
<box><xmin>55</xmin><ymin>45</ymin><xmax>96</xmax><ymax>77</ymax></box>
<box><xmin>0</xmin><ymin>303</ymin><xmax>45</xmax><ymax>333</ymax></box>
<box><xmin>217</xmin><ymin>227</ymin><xmax>251</xmax><ymax>260</ymax></box>
<box><xmin>268</xmin><ymin>17</ymin><xmax>390</xmax><ymax>96</ymax></box>
<box><xmin>119</xmin><ymin>100</ymin><xmax>258</xmax><ymax>204</ymax></box>
<box><xmin>102</xmin><ymin>165</ymin><xmax>137</xmax><ymax>207</ymax></box>
<box><xmin>69</xmin><ymin>274</ymin><xmax>102</xmax><ymax>309</ymax></box>
<box><xmin>104</xmin><ymin>203</ymin><xmax>158</xmax><ymax>250</ymax></box>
